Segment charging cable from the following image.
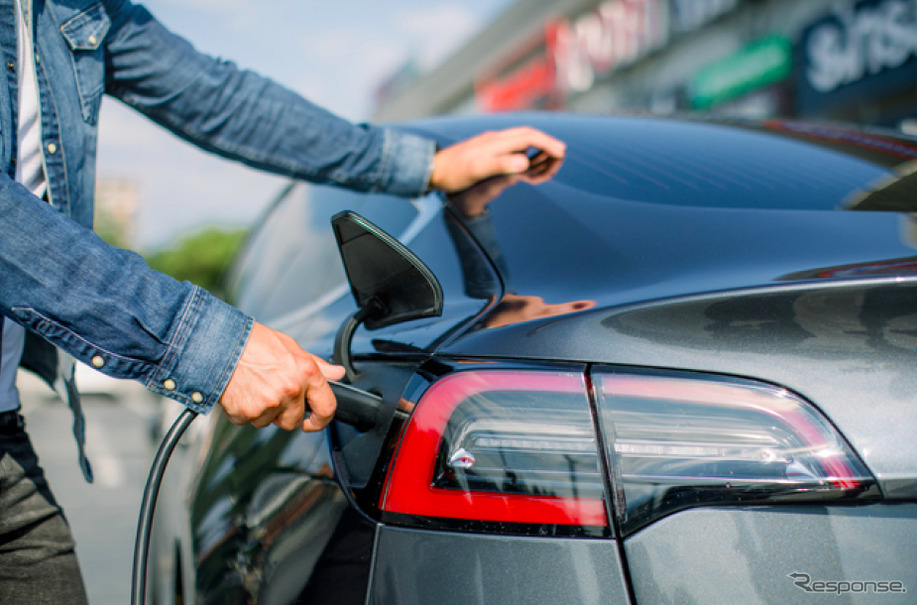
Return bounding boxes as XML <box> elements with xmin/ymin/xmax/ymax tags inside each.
<box><xmin>131</xmin><ymin>408</ymin><xmax>198</xmax><ymax>605</ymax></box>
<box><xmin>129</xmin><ymin>382</ymin><xmax>380</xmax><ymax>604</ymax></box>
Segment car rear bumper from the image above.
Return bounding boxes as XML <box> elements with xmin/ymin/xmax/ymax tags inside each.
<box><xmin>369</xmin><ymin>526</ymin><xmax>631</xmax><ymax>604</ymax></box>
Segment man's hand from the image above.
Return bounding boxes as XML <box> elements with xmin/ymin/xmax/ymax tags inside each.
<box><xmin>219</xmin><ymin>322</ymin><xmax>346</xmax><ymax>432</ymax></box>
<box><xmin>429</xmin><ymin>127</ymin><xmax>566</xmax><ymax>193</ymax></box>
<box><xmin>448</xmin><ymin>149</ymin><xmax>566</xmax><ymax>219</ymax></box>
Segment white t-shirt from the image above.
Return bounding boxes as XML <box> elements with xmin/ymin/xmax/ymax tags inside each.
<box><xmin>1</xmin><ymin>0</ymin><xmax>47</xmax><ymax>412</ymax></box>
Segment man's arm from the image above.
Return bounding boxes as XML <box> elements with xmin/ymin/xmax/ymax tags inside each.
<box><xmin>102</xmin><ymin>0</ymin><xmax>433</xmax><ymax>197</ymax></box>
<box><xmin>101</xmin><ymin>1</ymin><xmax>565</xmax><ymax>199</ymax></box>
<box><xmin>0</xmin><ymin>174</ymin><xmax>249</xmax><ymax>411</ymax></box>
<box><xmin>1</xmin><ymin>173</ymin><xmax>342</xmax><ymax>431</ymax></box>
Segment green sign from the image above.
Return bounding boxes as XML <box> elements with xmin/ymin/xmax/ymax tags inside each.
<box><xmin>691</xmin><ymin>35</ymin><xmax>792</xmax><ymax>109</ymax></box>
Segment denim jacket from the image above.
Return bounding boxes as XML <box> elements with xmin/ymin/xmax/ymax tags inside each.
<box><xmin>1</xmin><ymin>0</ymin><xmax>435</xmax><ymax>480</ymax></box>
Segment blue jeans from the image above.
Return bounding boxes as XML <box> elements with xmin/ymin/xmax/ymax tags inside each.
<box><xmin>0</xmin><ymin>415</ymin><xmax>88</xmax><ymax>604</ymax></box>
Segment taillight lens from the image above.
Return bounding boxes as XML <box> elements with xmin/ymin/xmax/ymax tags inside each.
<box><xmin>380</xmin><ymin>370</ymin><xmax>608</xmax><ymax>535</ymax></box>
<box><xmin>594</xmin><ymin>370</ymin><xmax>878</xmax><ymax>535</ymax></box>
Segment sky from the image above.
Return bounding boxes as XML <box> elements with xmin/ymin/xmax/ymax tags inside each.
<box><xmin>96</xmin><ymin>0</ymin><xmax>514</xmax><ymax>250</ymax></box>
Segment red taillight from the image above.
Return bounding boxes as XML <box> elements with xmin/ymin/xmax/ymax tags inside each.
<box><xmin>380</xmin><ymin>371</ymin><xmax>608</xmax><ymax>529</ymax></box>
<box><xmin>594</xmin><ymin>370</ymin><xmax>878</xmax><ymax>534</ymax></box>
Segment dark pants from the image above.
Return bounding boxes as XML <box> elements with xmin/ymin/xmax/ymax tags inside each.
<box><xmin>0</xmin><ymin>413</ymin><xmax>88</xmax><ymax>604</ymax></box>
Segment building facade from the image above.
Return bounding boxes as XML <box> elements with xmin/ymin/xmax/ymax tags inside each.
<box><xmin>94</xmin><ymin>178</ymin><xmax>140</xmax><ymax>250</ymax></box>
<box><xmin>373</xmin><ymin>0</ymin><xmax>917</xmax><ymax>133</ymax></box>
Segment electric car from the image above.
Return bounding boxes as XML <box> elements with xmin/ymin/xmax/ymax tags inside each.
<box><xmin>150</xmin><ymin>113</ymin><xmax>917</xmax><ymax>604</ymax></box>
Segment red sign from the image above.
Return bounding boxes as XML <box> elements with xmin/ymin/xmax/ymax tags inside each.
<box><xmin>476</xmin><ymin>0</ymin><xmax>669</xmax><ymax>112</ymax></box>
<box><xmin>553</xmin><ymin>0</ymin><xmax>669</xmax><ymax>93</ymax></box>
<box><xmin>476</xmin><ymin>22</ymin><xmax>563</xmax><ymax>112</ymax></box>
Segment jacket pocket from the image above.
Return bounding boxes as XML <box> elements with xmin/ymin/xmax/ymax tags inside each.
<box><xmin>60</xmin><ymin>2</ymin><xmax>110</xmax><ymax>124</ymax></box>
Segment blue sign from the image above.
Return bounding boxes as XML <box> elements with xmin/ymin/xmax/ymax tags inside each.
<box><xmin>796</xmin><ymin>0</ymin><xmax>917</xmax><ymax>115</ymax></box>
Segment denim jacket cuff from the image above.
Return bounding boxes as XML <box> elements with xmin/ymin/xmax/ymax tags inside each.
<box><xmin>147</xmin><ymin>286</ymin><xmax>253</xmax><ymax>414</ymax></box>
<box><xmin>377</xmin><ymin>129</ymin><xmax>436</xmax><ymax>197</ymax></box>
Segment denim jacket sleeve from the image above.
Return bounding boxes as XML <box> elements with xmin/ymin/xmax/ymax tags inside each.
<box><xmin>101</xmin><ymin>0</ymin><xmax>436</xmax><ymax>197</ymax></box>
<box><xmin>0</xmin><ymin>175</ymin><xmax>251</xmax><ymax>413</ymax></box>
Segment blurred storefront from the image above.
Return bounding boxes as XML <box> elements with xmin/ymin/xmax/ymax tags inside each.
<box><xmin>372</xmin><ymin>0</ymin><xmax>917</xmax><ymax>133</ymax></box>
<box><xmin>796</xmin><ymin>0</ymin><xmax>917</xmax><ymax>128</ymax></box>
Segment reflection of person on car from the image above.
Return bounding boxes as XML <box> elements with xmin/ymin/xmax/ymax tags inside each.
<box><xmin>445</xmin><ymin>159</ymin><xmax>595</xmax><ymax>329</ymax></box>
<box><xmin>479</xmin><ymin>293</ymin><xmax>596</xmax><ymax>329</ymax></box>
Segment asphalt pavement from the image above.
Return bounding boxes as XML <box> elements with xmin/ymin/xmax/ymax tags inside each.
<box><xmin>18</xmin><ymin>370</ymin><xmax>161</xmax><ymax>605</ymax></box>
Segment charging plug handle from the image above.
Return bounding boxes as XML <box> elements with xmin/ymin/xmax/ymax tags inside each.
<box><xmin>330</xmin><ymin>381</ymin><xmax>382</xmax><ymax>431</ymax></box>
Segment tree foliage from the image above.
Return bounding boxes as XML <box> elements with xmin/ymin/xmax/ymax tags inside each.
<box><xmin>145</xmin><ymin>227</ymin><xmax>249</xmax><ymax>298</ymax></box>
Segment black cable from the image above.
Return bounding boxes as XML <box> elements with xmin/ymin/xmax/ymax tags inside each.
<box><xmin>131</xmin><ymin>407</ymin><xmax>199</xmax><ymax>605</ymax></box>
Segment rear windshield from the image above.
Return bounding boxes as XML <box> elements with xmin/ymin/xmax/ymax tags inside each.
<box><xmin>413</xmin><ymin>116</ymin><xmax>917</xmax><ymax>212</ymax></box>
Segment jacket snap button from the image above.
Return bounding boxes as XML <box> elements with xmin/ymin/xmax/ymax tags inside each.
<box><xmin>191</xmin><ymin>392</ymin><xmax>204</xmax><ymax>404</ymax></box>
<box><xmin>47</xmin><ymin>142</ymin><xmax>58</xmax><ymax>155</ymax></box>
<box><xmin>91</xmin><ymin>355</ymin><xmax>105</xmax><ymax>368</ymax></box>
<box><xmin>163</xmin><ymin>379</ymin><xmax>177</xmax><ymax>391</ymax></box>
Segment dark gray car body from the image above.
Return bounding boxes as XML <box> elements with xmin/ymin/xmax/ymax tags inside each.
<box><xmin>151</xmin><ymin>114</ymin><xmax>917</xmax><ymax>604</ymax></box>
